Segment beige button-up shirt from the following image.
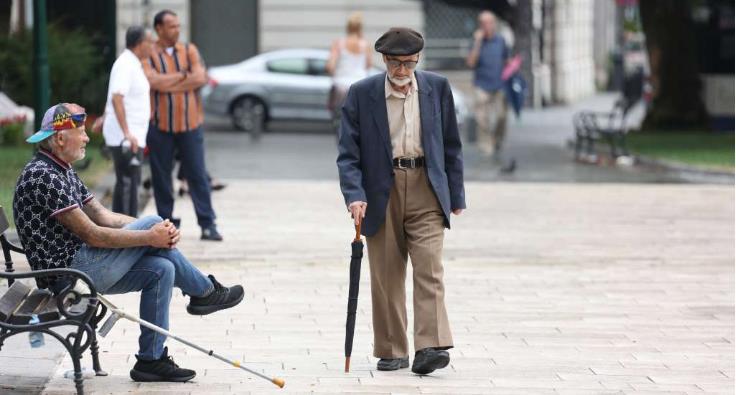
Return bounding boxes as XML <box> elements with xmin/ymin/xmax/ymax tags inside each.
<box><xmin>385</xmin><ymin>73</ymin><xmax>424</xmax><ymax>159</ymax></box>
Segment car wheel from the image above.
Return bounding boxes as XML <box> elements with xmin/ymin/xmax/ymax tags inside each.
<box><xmin>231</xmin><ymin>96</ymin><xmax>266</xmax><ymax>136</ymax></box>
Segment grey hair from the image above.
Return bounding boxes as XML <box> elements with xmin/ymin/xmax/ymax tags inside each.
<box><xmin>39</xmin><ymin>138</ymin><xmax>53</xmax><ymax>150</ymax></box>
<box><xmin>39</xmin><ymin>130</ymin><xmax>64</xmax><ymax>151</ymax></box>
<box><xmin>126</xmin><ymin>25</ymin><xmax>147</xmax><ymax>49</ymax></box>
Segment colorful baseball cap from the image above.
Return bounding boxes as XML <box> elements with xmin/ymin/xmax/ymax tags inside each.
<box><xmin>26</xmin><ymin>103</ymin><xmax>87</xmax><ymax>143</ymax></box>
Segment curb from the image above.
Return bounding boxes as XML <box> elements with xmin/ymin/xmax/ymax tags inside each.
<box><xmin>634</xmin><ymin>155</ymin><xmax>734</xmax><ymax>185</ymax></box>
<box><xmin>566</xmin><ymin>138</ymin><xmax>734</xmax><ymax>185</ymax></box>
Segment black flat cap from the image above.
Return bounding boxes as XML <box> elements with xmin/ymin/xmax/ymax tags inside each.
<box><xmin>374</xmin><ymin>27</ymin><xmax>424</xmax><ymax>56</ymax></box>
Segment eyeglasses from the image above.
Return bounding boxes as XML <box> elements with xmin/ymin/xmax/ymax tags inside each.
<box><xmin>386</xmin><ymin>58</ymin><xmax>419</xmax><ymax>70</ymax></box>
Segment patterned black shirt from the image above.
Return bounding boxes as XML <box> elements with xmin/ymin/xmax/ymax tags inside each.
<box><xmin>13</xmin><ymin>149</ymin><xmax>93</xmax><ymax>275</ymax></box>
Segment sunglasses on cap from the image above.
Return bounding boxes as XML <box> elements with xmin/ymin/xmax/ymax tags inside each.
<box><xmin>52</xmin><ymin>113</ymin><xmax>87</xmax><ymax>131</ymax></box>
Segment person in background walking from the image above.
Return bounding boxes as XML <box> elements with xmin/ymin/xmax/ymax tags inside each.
<box><xmin>101</xmin><ymin>26</ymin><xmax>155</xmax><ymax>217</ymax></box>
<box><xmin>326</xmin><ymin>12</ymin><xmax>372</xmax><ymax>133</ymax></box>
<box><xmin>144</xmin><ymin>9</ymin><xmax>223</xmax><ymax>241</ymax></box>
<box><xmin>466</xmin><ymin>10</ymin><xmax>509</xmax><ymax>158</ymax></box>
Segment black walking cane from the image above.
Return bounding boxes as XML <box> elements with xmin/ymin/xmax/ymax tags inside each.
<box><xmin>344</xmin><ymin>219</ymin><xmax>363</xmax><ymax>373</ymax></box>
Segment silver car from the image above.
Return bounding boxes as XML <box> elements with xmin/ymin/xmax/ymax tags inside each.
<box><xmin>202</xmin><ymin>48</ymin><xmax>468</xmax><ymax>133</ymax></box>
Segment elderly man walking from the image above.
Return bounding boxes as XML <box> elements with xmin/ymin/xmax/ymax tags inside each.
<box><xmin>14</xmin><ymin>104</ymin><xmax>244</xmax><ymax>382</ymax></box>
<box><xmin>337</xmin><ymin>28</ymin><xmax>466</xmax><ymax>375</ymax></box>
<box><xmin>102</xmin><ymin>26</ymin><xmax>155</xmax><ymax>217</ymax></box>
<box><xmin>466</xmin><ymin>10</ymin><xmax>509</xmax><ymax>157</ymax></box>
<box><xmin>144</xmin><ymin>9</ymin><xmax>222</xmax><ymax>241</ymax></box>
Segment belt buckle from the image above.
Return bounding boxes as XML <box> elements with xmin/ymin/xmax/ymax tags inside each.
<box><xmin>396</xmin><ymin>158</ymin><xmax>406</xmax><ymax>169</ymax></box>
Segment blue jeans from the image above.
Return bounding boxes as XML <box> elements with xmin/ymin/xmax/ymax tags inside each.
<box><xmin>71</xmin><ymin>215</ymin><xmax>214</xmax><ymax>360</ymax></box>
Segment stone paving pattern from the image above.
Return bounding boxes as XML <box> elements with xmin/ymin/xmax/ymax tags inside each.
<box><xmin>31</xmin><ymin>180</ymin><xmax>735</xmax><ymax>394</ymax></box>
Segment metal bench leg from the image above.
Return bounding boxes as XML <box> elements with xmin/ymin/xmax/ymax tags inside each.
<box><xmin>585</xmin><ymin>135</ymin><xmax>596</xmax><ymax>159</ymax></box>
<box><xmin>90</xmin><ymin>303</ymin><xmax>108</xmax><ymax>376</ymax></box>
<box><xmin>574</xmin><ymin>133</ymin><xmax>583</xmax><ymax>159</ymax></box>
<box><xmin>71</xmin><ymin>349</ymin><xmax>85</xmax><ymax>395</ymax></box>
<box><xmin>90</xmin><ymin>332</ymin><xmax>107</xmax><ymax>376</ymax></box>
<box><xmin>616</xmin><ymin>132</ymin><xmax>630</xmax><ymax>156</ymax></box>
<box><xmin>0</xmin><ymin>328</ymin><xmax>7</xmax><ymax>351</ymax></box>
<box><xmin>606</xmin><ymin>134</ymin><xmax>618</xmax><ymax>158</ymax></box>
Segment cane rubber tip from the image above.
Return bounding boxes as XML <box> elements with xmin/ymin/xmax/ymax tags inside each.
<box><xmin>272</xmin><ymin>377</ymin><xmax>285</xmax><ymax>388</ymax></box>
<box><xmin>345</xmin><ymin>357</ymin><xmax>351</xmax><ymax>373</ymax></box>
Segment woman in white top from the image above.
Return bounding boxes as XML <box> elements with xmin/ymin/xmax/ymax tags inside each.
<box><xmin>326</xmin><ymin>12</ymin><xmax>372</xmax><ymax>131</ymax></box>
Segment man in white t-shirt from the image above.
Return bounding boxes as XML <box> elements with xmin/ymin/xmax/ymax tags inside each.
<box><xmin>102</xmin><ymin>26</ymin><xmax>155</xmax><ymax>216</ymax></box>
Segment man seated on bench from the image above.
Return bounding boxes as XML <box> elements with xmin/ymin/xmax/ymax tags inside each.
<box><xmin>12</xmin><ymin>103</ymin><xmax>244</xmax><ymax>383</ymax></box>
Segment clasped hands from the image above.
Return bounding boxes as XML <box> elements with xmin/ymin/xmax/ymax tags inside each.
<box><xmin>149</xmin><ymin>219</ymin><xmax>181</xmax><ymax>249</ymax></box>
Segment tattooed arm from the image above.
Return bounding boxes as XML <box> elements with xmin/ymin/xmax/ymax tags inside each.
<box><xmin>56</xmin><ymin>207</ymin><xmax>176</xmax><ymax>249</ymax></box>
<box><xmin>82</xmin><ymin>199</ymin><xmax>135</xmax><ymax>229</ymax></box>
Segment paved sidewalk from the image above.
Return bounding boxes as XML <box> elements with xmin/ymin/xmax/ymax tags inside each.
<box><xmin>33</xmin><ymin>180</ymin><xmax>734</xmax><ymax>394</ymax></box>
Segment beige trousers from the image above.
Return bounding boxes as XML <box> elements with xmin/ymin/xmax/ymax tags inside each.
<box><xmin>474</xmin><ymin>88</ymin><xmax>508</xmax><ymax>155</ymax></box>
<box><xmin>366</xmin><ymin>166</ymin><xmax>453</xmax><ymax>358</ymax></box>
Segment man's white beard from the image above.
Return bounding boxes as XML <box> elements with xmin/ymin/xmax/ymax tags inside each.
<box><xmin>388</xmin><ymin>75</ymin><xmax>412</xmax><ymax>87</ymax></box>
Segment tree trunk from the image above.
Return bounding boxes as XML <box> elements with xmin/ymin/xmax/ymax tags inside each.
<box><xmin>639</xmin><ymin>0</ymin><xmax>708</xmax><ymax>130</ymax></box>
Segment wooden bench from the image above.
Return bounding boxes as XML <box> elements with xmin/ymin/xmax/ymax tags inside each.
<box><xmin>0</xmin><ymin>206</ymin><xmax>108</xmax><ymax>395</ymax></box>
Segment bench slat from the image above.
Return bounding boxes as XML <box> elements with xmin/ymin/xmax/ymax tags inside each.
<box><xmin>0</xmin><ymin>281</ymin><xmax>32</xmax><ymax>322</ymax></box>
<box><xmin>35</xmin><ymin>296</ymin><xmax>62</xmax><ymax>322</ymax></box>
<box><xmin>9</xmin><ymin>289</ymin><xmax>56</xmax><ymax>324</ymax></box>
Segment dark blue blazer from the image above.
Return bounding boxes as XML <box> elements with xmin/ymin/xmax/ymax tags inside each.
<box><xmin>337</xmin><ymin>70</ymin><xmax>466</xmax><ymax>237</ymax></box>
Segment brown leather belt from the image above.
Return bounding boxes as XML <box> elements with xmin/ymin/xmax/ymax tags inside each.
<box><xmin>392</xmin><ymin>157</ymin><xmax>425</xmax><ymax>169</ymax></box>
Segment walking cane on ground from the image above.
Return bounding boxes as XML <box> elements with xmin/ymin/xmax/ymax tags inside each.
<box><xmin>344</xmin><ymin>219</ymin><xmax>363</xmax><ymax>372</ymax></box>
<box><xmin>72</xmin><ymin>283</ymin><xmax>285</xmax><ymax>388</ymax></box>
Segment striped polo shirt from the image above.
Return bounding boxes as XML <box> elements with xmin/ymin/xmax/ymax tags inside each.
<box><xmin>147</xmin><ymin>41</ymin><xmax>205</xmax><ymax>133</ymax></box>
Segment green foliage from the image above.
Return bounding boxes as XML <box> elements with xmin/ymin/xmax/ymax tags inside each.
<box><xmin>0</xmin><ymin>25</ymin><xmax>107</xmax><ymax>114</ymax></box>
<box><xmin>0</xmin><ymin>122</ymin><xmax>26</xmax><ymax>146</ymax></box>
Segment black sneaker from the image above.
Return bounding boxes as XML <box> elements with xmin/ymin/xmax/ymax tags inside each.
<box><xmin>411</xmin><ymin>348</ymin><xmax>450</xmax><ymax>375</ymax></box>
<box><xmin>187</xmin><ymin>275</ymin><xmax>244</xmax><ymax>315</ymax></box>
<box><xmin>130</xmin><ymin>347</ymin><xmax>195</xmax><ymax>382</ymax></box>
<box><xmin>201</xmin><ymin>225</ymin><xmax>223</xmax><ymax>241</ymax></box>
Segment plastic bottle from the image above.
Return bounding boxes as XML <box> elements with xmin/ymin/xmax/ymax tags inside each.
<box><xmin>28</xmin><ymin>314</ymin><xmax>45</xmax><ymax>348</ymax></box>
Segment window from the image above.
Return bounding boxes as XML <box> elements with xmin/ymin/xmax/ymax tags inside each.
<box><xmin>266</xmin><ymin>58</ymin><xmax>309</xmax><ymax>75</ymax></box>
<box><xmin>309</xmin><ymin>59</ymin><xmax>329</xmax><ymax>76</ymax></box>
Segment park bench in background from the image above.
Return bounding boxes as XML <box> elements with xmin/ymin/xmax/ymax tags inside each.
<box><xmin>574</xmin><ymin>70</ymin><xmax>644</xmax><ymax>164</ymax></box>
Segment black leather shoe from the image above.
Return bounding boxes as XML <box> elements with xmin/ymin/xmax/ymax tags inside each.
<box><xmin>201</xmin><ymin>225</ymin><xmax>223</xmax><ymax>241</ymax></box>
<box><xmin>376</xmin><ymin>356</ymin><xmax>409</xmax><ymax>371</ymax></box>
<box><xmin>187</xmin><ymin>275</ymin><xmax>244</xmax><ymax>315</ymax></box>
<box><xmin>411</xmin><ymin>348</ymin><xmax>450</xmax><ymax>375</ymax></box>
<box><xmin>130</xmin><ymin>347</ymin><xmax>195</xmax><ymax>382</ymax></box>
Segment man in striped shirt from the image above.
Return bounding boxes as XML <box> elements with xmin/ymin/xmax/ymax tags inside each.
<box><xmin>144</xmin><ymin>9</ymin><xmax>222</xmax><ymax>241</ymax></box>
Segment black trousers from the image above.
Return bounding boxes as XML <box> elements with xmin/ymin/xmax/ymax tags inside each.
<box><xmin>146</xmin><ymin>124</ymin><xmax>216</xmax><ymax>229</ymax></box>
<box><xmin>109</xmin><ymin>146</ymin><xmax>143</xmax><ymax>217</ymax></box>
